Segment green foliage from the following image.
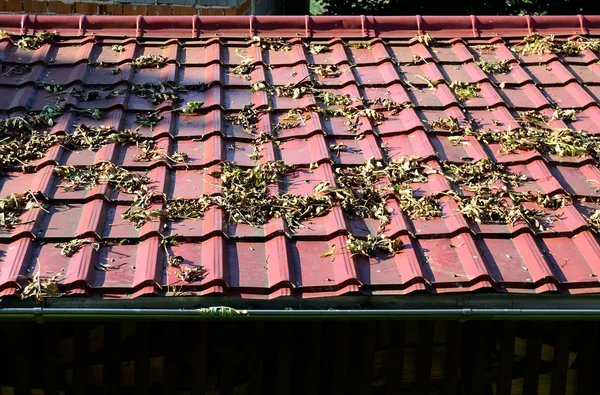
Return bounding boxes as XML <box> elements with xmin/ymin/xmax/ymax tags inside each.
<box><xmin>311</xmin><ymin>0</ymin><xmax>600</xmax><ymax>15</ymax></box>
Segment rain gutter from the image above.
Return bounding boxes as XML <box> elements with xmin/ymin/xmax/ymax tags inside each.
<box><xmin>2</xmin><ymin>307</ymin><xmax>600</xmax><ymax>322</ymax></box>
<box><xmin>3</xmin><ymin>295</ymin><xmax>600</xmax><ymax>322</ymax></box>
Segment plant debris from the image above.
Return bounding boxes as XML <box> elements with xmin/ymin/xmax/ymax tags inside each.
<box><xmin>225</xmin><ymin>104</ymin><xmax>270</xmax><ymax>135</ymax></box>
<box><xmin>55</xmin><ymin>239</ymin><xmax>100</xmax><ymax>257</ymax></box>
<box><xmin>20</xmin><ymin>268</ymin><xmax>63</xmax><ymax>301</ymax></box>
<box><xmin>133</xmin><ymin>139</ymin><xmax>189</xmax><ymax>165</ymax></box>
<box><xmin>135</xmin><ymin>112</ymin><xmax>162</xmax><ymax>130</ymax></box>
<box><xmin>310</xmin><ymin>64</ymin><xmax>341</xmax><ymax>78</ymax></box>
<box><xmin>131</xmin><ymin>54</ymin><xmax>167</xmax><ymax>69</ymax></box>
<box><xmin>473</xmin><ymin>44</ymin><xmax>496</xmax><ymax>54</ymax></box>
<box><xmin>15</xmin><ymin>31</ymin><xmax>56</xmax><ymax>51</ymax></box>
<box><xmin>179</xmin><ymin>101</ymin><xmax>203</xmax><ymax>115</ymax></box>
<box><xmin>213</xmin><ymin>160</ymin><xmax>292</xmax><ymax>226</ymax></box>
<box><xmin>68</xmin><ymin>107</ymin><xmax>104</xmax><ymax>120</ymax></box>
<box><xmin>346</xmin><ymin>41</ymin><xmax>372</xmax><ymax>49</ymax></box>
<box><xmin>346</xmin><ymin>233</ymin><xmax>403</xmax><ymax>257</ymax></box>
<box><xmin>369</xmin><ymin>97</ymin><xmax>414</xmax><ymax>115</ymax></box>
<box><xmin>1</xmin><ymin>63</ymin><xmax>31</xmax><ymax>76</ymax></box>
<box><xmin>476</xmin><ymin>59</ymin><xmax>510</xmax><ymax>74</ymax></box>
<box><xmin>72</xmin><ymin>89</ymin><xmax>99</xmax><ymax>102</ymax></box>
<box><xmin>42</xmin><ymin>83</ymin><xmax>63</xmax><ymax>94</ymax></box>
<box><xmin>443</xmin><ymin>158</ymin><xmax>529</xmax><ymax>191</ymax></box>
<box><xmin>518</xmin><ymin>33</ymin><xmax>600</xmax><ymax>56</ymax></box>
<box><xmin>230</xmin><ymin>50</ymin><xmax>255</xmax><ymax>80</ymax></box>
<box><xmin>131</xmin><ymin>82</ymin><xmax>185</xmax><ymax>105</ymax></box>
<box><xmin>396</xmin><ymin>188</ymin><xmax>442</xmax><ymax>219</ymax></box>
<box><xmin>449</xmin><ymin>81</ymin><xmax>480</xmax><ymax>101</ymax></box>
<box><xmin>175</xmin><ymin>266</ymin><xmax>208</xmax><ymax>282</ymax></box>
<box><xmin>449</xmin><ymin>190</ymin><xmax>557</xmax><ymax>232</ymax></box>
<box><xmin>163</xmin><ymin>197</ymin><xmax>212</xmax><ymax>221</ymax></box>
<box><xmin>252</xmin><ymin>36</ymin><xmax>291</xmax><ymax>51</ymax></box>
<box><xmin>465</xmin><ymin>120</ymin><xmax>600</xmax><ymax>157</ymax></box>
<box><xmin>111</xmin><ymin>44</ymin><xmax>124</xmax><ymax>52</ymax></box>
<box><xmin>61</xmin><ymin>124</ymin><xmax>117</xmax><ymax>150</ymax></box>
<box><xmin>416</xmin><ymin>33</ymin><xmax>436</xmax><ymax>47</ymax></box>
<box><xmin>307</xmin><ymin>44</ymin><xmax>330</xmax><ymax>55</ymax></box>
<box><xmin>551</xmin><ymin>108</ymin><xmax>578</xmax><ymax>122</ymax></box>
<box><xmin>0</xmin><ymin>191</ymin><xmax>44</xmax><ymax>229</ymax></box>
<box><xmin>585</xmin><ymin>209</ymin><xmax>600</xmax><ymax>233</ymax></box>
<box><xmin>428</xmin><ymin>116</ymin><xmax>461</xmax><ymax>131</ymax></box>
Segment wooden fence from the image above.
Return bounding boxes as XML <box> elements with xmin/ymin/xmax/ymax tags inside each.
<box><xmin>0</xmin><ymin>320</ymin><xmax>596</xmax><ymax>394</ymax></box>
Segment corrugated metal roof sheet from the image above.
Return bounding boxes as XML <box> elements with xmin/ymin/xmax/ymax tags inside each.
<box><xmin>2</xmin><ymin>15</ymin><xmax>600</xmax><ymax>300</ymax></box>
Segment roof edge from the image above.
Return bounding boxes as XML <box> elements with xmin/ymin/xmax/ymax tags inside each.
<box><xmin>3</xmin><ymin>306</ymin><xmax>600</xmax><ymax>321</ymax></box>
<box><xmin>2</xmin><ymin>14</ymin><xmax>600</xmax><ymax>39</ymax></box>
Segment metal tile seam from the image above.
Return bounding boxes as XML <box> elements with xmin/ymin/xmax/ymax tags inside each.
<box><xmin>1</xmin><ymin>15</ymin><xmax>600</xmax><ymax>39</ymax></box>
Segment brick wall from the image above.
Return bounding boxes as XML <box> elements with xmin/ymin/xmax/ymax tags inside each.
<box><xmin>0</xmin><ymin>0</ymin><xmax>255</xmax><ymax>15</ymax></box>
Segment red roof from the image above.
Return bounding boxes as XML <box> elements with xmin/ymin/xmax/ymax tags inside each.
<box><xmin>2</xmin><ymin>14</ymin><xmax>600</xmax><ymax>300</ymax></box>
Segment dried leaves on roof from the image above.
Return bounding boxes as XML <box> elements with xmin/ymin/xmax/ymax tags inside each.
<box><xmin>55</xmin><ymin>239</ymin><xmax>100</xmax><ymax>257</ymax></box>
<box><xmin>449</xmin><ymin>81</ymin><xmax>480</xmax><ymax>101</ymax></box>
<box><xmin>346</xmin><ymin>41</ymin><xmax>372</xmax><ymax>50</ymax></box>
<box><xmin>347</xmin><ymin>234</ymin><xmax>403</xmax><ymax>257</ymax></box>
<box><xmin>230</xmin><ymin>50</ymin><xmax>254</xmax><ymax>80</ymax></box>
<box><xmin>416</xmin><ymin>33</ymin><xmax>436</xmax><ymax>47</ymax></box>
<box><xmin>449</xmin><ymin>191</ymin><xmax>556</xmax><ymax>232</ymax></box>
<box><xmin>519</xmin><ymin>33</ymin><xmax>600</xmax><ymax>56</ymax></box>
<box><xmin>443</xmin><ymin>158</ymin><xmax>529</xmax><ymax>191</ymax></box>
<box><xmin>133</xmin><ymin>139</ymin><xmax>189</xmax><ymax>165</ymax></box>
<box><xmin>0</xmin><ymin>191</ymin><xmax>44</xmax><ymax>229</ymax></box>
<box><xmin>131</xmin><ymin>82</ymin><xmax>186</xmax><ymax>105</ymax></box>
<box><xmin>428</xmin><ymin>116</ymin><xmax>462</xmax><ymax>131</ymax></box>
<box><xmin>466</xmin><ymin>121</ymin><xmax>600</xmax><ymax>157</ymax></box>
<box><xmin>585</xmin><ymin>209</ymin><xmax>600</xmax><ymax>233</ymax></box>
<box><xmin>476</xmin><ymin>59</ymin><xmax>510</xmax><ymax>74</ymax></box>
<box><xmin>15</xmin><ymin>31</ymin><xmax>56</xmax><ymax>51</ymax></box>
<box><xmin>307</xmin><ymin>44</ymin><xmax>330</xmax><ymax>55</ymax></box>
<box><xmin>20</xmin><ymin>268</ymin><xmax>63</xmax><ymax>301</ymax></box>
<box><xmin>252</xmin><ymin>36</ymin><xmax>291</xmax><ymax>51</ymax></box>
<box><xmin>225</xmin><ymin>105</ymin><xmax>270</xmax><ymax>135</ymax></box>
<box><xmin>131</xmin><ymin>54</ymin><xmax>167</xmax><ymax>69</ymax></box>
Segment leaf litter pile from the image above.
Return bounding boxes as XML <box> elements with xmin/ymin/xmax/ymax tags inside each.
<box><xmin>4</xmin><ymin>34</ymin><xmax>600</xmax><ymax>298</ymax></box>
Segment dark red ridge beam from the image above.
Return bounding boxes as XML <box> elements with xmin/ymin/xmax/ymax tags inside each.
<box><xmin>0</xmin><ymin>14</ymin><xmax>599</xmax><ymax>39</ymax></box>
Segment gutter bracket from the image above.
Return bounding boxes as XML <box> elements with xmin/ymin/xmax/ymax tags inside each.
<box><xmin>458</xmin><ymin>308</ymin><xmax>471</xmax><ymax>323</ymax></box>
<box><xmin>33</xmin><ymin>307</ymin><xmax>44</xmax><ymax>324</ymax></box>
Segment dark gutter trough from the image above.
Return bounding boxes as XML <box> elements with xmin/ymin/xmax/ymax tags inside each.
<box><xmin>2</xmin><ymin>307</ymin><xmax>600</xmax><ymax>322</ymax></box>
<box><xmin>2</xmin><ymin>295</ymin><xmax>600</xmax><ymax>322</ymax></box>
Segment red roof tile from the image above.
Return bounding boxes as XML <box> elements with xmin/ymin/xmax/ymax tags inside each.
<box><xmin>3</xmin><ymin>15</ymin><xmax>600</xmax><ymax>300</ymax></box>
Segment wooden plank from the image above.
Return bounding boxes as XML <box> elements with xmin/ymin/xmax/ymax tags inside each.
<box><xmin>415</xmin><ymin>321</ymin><xmax>435</xmax><ymax>395</ymax></box>
<box><xmin>15</xmin><ymin>323</ymin><xmax>30</xmax><ymax>395</ymax></box>
<box><xmin>469</xmin><ymin>322</ymin><xmax>489</xmax><ymax>395</ymax></box>
<box><xmin>303</xmin><ymin>322</ymin><xmax>322</xmax><ymax>395</ymax></box>
<box><xmin>43</xmin><ymin>323</ymin><xmax>59</xmax><ymax>395</ymax></box>
<box><xmin>248</xmin><ymin>322</ymin><xmax>265</xmax><ymax>395</ymax></box>
<box><xmin>359</xmin><ymin>322</ymin><xmax>376</xmax><ymax>395</ymax></box>
<box><xmin>104</xmin><ymin>322</ymin><xmax>121</xmax><ymax>395</ymax></box>
<box><xmin>442</xmin><ymin>322</ymin><xmax>462</xmax><ymax>395</ymax></box>
<box><xmin>386</xmin><ymin>321</ymin><xmax>405</xmax><ymax>394</ymax></box>
<box><xmin>496</xmin><ymin>322</ymin><xmax>516</xmax><ymax>395</ymax></box>
<box><xmin>218</xmin><ymin>323</ymin><xmax>233</xmax><ymax>395</ymax></box>
<box><xmin>0</xmin><ymin>323</ymin><xmax>3</xmax><ymax>389</ymax></box>
<box><xmin>550</xmin><ymin>322</ymin><xmax>571</xmax><ymax>395</ymax></box>
<box><xmin>163</xmin><ymin>322</ymin><xmax>178</xmax><ymax>395</ymax></box>
<box><xmin>577</xmin><ymin>322</ymin><xmax>598</xmax><ymax>395</ymax></box>
<box><xmin>332</xmin><ymin>321</ymin><xmax>350</xmax><ymax>395</ymax></box>
<box><xmin>523</xmin><ymin>322</ymin><xmax>543</xmax><ymax>395</ymax></box>
<box><xmin>73</xmin><ymin>323</ymin><xmax>90</xmax><ymax>394</ymax></box>
<box><xmin>135</xmin><ymin>322</ymin><xmax>150</xmax><ymax>395</ymax></box>
<box><xmin>275</xmin><ymin>322</ymin><xmax>292</xmax><ymax>395</ymax></box>
<box><xmin>191</xmin><ymin>322</ymin><xmax>207</xmax><ymax>395</ymax></box>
